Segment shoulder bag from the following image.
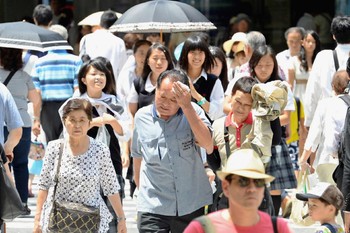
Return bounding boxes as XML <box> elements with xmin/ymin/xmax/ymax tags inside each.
<box><xmin>48</xmin><ymin>140</ymin><xmax>100</xmax><ymax>233</ymax></box>
<box><xmin>0</xmin><ymin>144</ymin><xmax>25</xmax><ymax>222</ymax></box>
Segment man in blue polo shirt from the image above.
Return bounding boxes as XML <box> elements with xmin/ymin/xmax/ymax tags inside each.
<box><xmin>31</xmin><ymin>26</ymin><xmax>82</xmax><ymax>143</ymax></box>
<box><xmin>132</xmin><ymin>69</ymin><xmax>213</xmax><ymax>233</ymax></box>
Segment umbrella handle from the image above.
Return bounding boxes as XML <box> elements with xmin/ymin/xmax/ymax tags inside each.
<box><xmin>160</xmin><ymin>29</ymin><xmax>163</xmax><ymax>44</ymax></box>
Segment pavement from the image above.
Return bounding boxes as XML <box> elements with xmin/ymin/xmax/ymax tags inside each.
<box><xmin>3</xmin><ymin>174</ymin><xmax>138</xmax><ymax>233</ymax></box>
<box><xmin>2</xmin><ymin>175</ymin><xmax>324</xmax><ymax>233</ymax></box>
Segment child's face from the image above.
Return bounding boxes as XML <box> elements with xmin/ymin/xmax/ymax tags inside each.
<box><xmin>308</xmin><ymin>198</ymin><xmax>335</xmax><ymax>222</ymax></box>
<box><xmin>235</xmin><ymin>52</ymin><xmax>248</xmax><ymax>66</ymax></box>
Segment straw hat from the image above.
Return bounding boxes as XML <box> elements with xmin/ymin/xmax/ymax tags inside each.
<box><xmin>232</xmin><ymin>41</ymin><xmax>245</xmax><ymax>54</ymax></box>
<box><xmin>217</xmin><ymin>149</ymin><xmax>275</xmax><ymax>183</ymax></box>
<box><xmin>223</xmin><ymin>32</ymin><xmax>247</xmax><ymax>54</ymax></box>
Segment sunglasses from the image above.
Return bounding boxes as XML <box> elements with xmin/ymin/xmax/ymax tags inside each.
<box><xmin>228</xmin><ymin>175</ymin><xmax>266</xmax><ymax>188</ymax></box>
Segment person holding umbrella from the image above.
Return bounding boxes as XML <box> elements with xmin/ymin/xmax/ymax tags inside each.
<box><xmin>0</xmin><ymin>47</ymin><xmax>41</xmax><ymax>215</ymax></box>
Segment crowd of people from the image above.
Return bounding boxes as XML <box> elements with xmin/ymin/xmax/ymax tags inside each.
<box><xmin>1</xmin><ymin>3</ymin><xmax>350</xmax><ymax>233</ymax></box>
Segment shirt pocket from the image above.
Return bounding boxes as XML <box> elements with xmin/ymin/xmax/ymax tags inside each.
<box><xmin>176</xmin><ymin>133</ymin><xmax>195</xmax><ymax>158</ymax></box>
<box><xmin>140</xmin><ymin>137</ymin><xmax>162</xmax><ymax>163</ymax></box>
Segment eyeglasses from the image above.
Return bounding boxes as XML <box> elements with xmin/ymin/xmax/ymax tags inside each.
<box><xmin>228</xmin><ymin>175</ymin><xmax>266</xmax><ymax>188</ymax></box>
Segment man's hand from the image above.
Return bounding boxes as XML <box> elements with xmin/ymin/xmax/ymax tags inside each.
<box><xmin>121</xmin><ymin>153</ymin><xmax>130</xmax><ymax>168</ymax></box>
<box><xmin>205</xmin><ymin>167</ymin><xmax>215</xmax><ymax>183</ymax></box>
<box><xmin>172</xmin><ymin>81</ymin><xmax>191</xmax><ymax>108</ymax></box>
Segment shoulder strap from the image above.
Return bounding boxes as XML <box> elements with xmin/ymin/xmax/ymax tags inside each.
<box><xmin>271</xmin><ymin>216</ymin><xmax>278</xmax><ymax>233</ymax></box>
<box><xmin>223</xmin><ymin>123</ymin><xmax>230</xmax><ymax>158</ymax></box>
<box><xmin>3</xmin><ymin>70</ymin><xmax>17</xmax><ymax>86</ymax></box>
<box><xmin>333</xmin><ymin>50</ymin><xmax>339</xmax><ymax>71</ymax></box>
<box><xmin>340</xmin><ymin>95</ymin><xmax>350</xmax><ymax>107</ymax></box>
<box><xmin>321</xmin><ymin>223</ymin><xmax>337</xmax><ymax>233</ymax></box>
<box><xmin>52</xmin><ymin>140</ymin><xmax>64</xmax><ymax>200</ymax></box>
<box><xmin>196</xmin><ymin>215</ymin><xmax>216</xmax><ymax>233</ymax></box>
<box><xmin>295</xmin><ymin>97</ymin><xmax>301</xmax><ymax>132</ymax></box>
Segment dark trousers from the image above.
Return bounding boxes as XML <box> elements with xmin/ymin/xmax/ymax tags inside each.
<box><xmin>137</xmin><ymin>207</ymin><xmax>205</xmax><ymax>233</ymax></box>
<box><xmin>41</xmin><ymin>100</ymin><xmax>65</xmax><ymax>143</ymax></box>
<box><xmin>4</xmin><ymin>127</ymin><xmax>31</xmax><ymax>203</ymax></box>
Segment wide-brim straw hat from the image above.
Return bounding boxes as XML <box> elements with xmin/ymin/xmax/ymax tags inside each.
<box><xmin>223</xmin><ymin>32</ymin><xmax>247</xmax><ymax>54</ymax></box>
<box><xmin>217</xmin><ymin>149</ymin><xmax>275</xmax><ymax>183</ymax></box>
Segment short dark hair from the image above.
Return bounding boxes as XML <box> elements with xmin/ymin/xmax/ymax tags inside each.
<box><xmin>142</xmin><ymin>43</ymin><xmax>174</xmax><ymax>81</ymax></box>
<box><xmin>249</xmin><ymin>45</ymin><xmax>280</xmax><ymax>83</ymax></box>
<box><xmin>178</xmin><ymin>35</ymin><xmax>214</xmax><ymax>73</ymax></box>
<box><xmin>78</xmin><ymin>57</ymin><xmax>116</xmax><ymax>95</ymax></box>
<box><xmin>100</xmin><ymin>10</ymin><xmax>118</xmax><ymax>29</ymax></box>
<box><xmin>232</xmin><ymin>76</ymin><xmax>258</xmax><ymax>96</ymax></box>
<box><xmin>331</xmin><ymin>16</ymin><xmax>350</xmax><ymax>44</ymax></box>
<box><xmin>157</xmin><ymin>69</ymin><xmax>189</xmax><ymax>89</ymax></box>
<box><xmin>33</xmin><ymin>4</ymin><xmax>53</xmax><ymax>26</ymax></box>
<box><xmin>62</xmin><ymin>98</ymin><xmax>93</xmax><ymax>121</ymax></box>
<box><xmin>133</xmin><ymin>39</ymin><xmax>152</xmax><ymax>54</ymax></box>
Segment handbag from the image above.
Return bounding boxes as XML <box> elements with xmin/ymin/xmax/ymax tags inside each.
<box><xmin>48</xmin><ymin>140</ymin><xmax>100</xmax><ymax>233</ymax></box>
<box><xmin>290</xmin><ymin>170</ymin><xmax>315</xmax><ymax>226</ymax></box>
<box><xmin>0</xmin><ymin>145</ymin><xmax>25</xmax><ymax>221</ymax></box>
<box><xmin>28</xmin><ymin>138</ymin><xmax>45</xmax><ymax>160</ymax></box>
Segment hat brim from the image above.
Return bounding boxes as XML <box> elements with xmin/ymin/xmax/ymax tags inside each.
<box><xmin>223</xmin><ymin>40</ymin><xmax>234</xmax><ymax>54</ymax></box>
<box><xmin>217</xmin><ymin>170</ymin><xmax>275</xmax><ymax>183</ymax></box>
<box><xmin>296</xmin><ymin>193</ymin><xmax>320</xmax><ymax>201</ymax></box>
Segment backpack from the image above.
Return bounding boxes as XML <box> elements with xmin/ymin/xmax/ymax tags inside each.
<box><xmin>321</xmin><ymin>223</ymin><xmax>337</xmax><ymax>233</ymax></box>
<box><xmin>332</xmin><ymin>95</ymin><xmax>350</xmax><ymax>192</ymax></box>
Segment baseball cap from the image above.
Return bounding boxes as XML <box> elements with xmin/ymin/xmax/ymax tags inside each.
<box><xmin>296</xmin><ymin>182</ymin><xmax>344</xmax><ymax>210</ymax></box>
<box><xmin>217</xmin><ymin>149</ymin><xmax>275</xmax><ymax>183</ymax></box>
<box><xmin>223</xmin><ymin>32</ymin><xmax>247</xmax><ymax>54</ymax></box>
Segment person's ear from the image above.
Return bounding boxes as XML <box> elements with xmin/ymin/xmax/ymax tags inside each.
<box><xmin>222</xmin><ymin>179</ymin><xmax>231</xmax><ymax>198</ymax></box>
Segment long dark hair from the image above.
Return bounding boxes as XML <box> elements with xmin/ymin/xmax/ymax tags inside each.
<box><xmin>141</xmin><ymin>43</ymin><xmax>174</xmax><ymax>81</ymax></box>
<box><xmin>249</xmin><ymin>45</ymin><xmax>280</xmax><ymax>83</ymax></box>
<box><xmin>299</xmin><ymin>30</ymin><xmax>321</xmax><ymax>71</ymax></box>
<box><xmin>209</xmin><ymin>46</ymin><xmax>228</xmax><ymax>90</ymax></box>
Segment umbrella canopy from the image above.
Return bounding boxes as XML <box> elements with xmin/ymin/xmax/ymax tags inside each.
<box><xmin>0</xmin><ymin>21</ymin><xmax>73</xmax><ymax>52</ymax></box>
<box><xmin>78</xmin><ymin>11</ymin><xmax>122</xmax><ymax>26</ymax></box>
<box><xmin>110</xmin><ymin>0</ymin><xmax>216</xmax><ymax>33</ymax></box>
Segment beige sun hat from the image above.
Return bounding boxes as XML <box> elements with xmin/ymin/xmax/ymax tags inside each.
<box><xmin>223</xmin><ymin>32</ymin><xmax>247</xmax><ymax>54</ymax></box>
<box><xmin>217</xmin><ymin>149</ymin><xmax>275</xmax><ymax>183</ymax></box>
<box><xmin>232</xmin><ymin>41</ymin><xmax>246</xmax><ymax>54</ymax></box>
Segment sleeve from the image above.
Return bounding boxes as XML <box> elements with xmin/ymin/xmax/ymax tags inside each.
<box><xmin>4</xmin><ymin>89</ymin><xmax>23</xmax><ymax>131</ymax></box>
<box><xmin>224</xmin><ymin>78</ymin><xmax>235</xmax><ymax>96</ymax></box>
<box><xmin>113</xmin><ymin>99</ymin><xmax>131</xmax><ymax>142</ymax></box>
<box><xmin>31</xmin><ymin>63</ymin><xmax>41</xmax><ymax>90</ymax></box>
<box><xmin>304</xmin><ymin>100</ymin><xmax>324</xmax><ymax>152</ymax></box>
<box><xmin>322</xmin><ymin>100</ymin><xmax>347</xmax><ymax>157</ymax></box>
<box><xmin>283</xmin><ymin>82</ymin><xmax>295</xmax><ymax>111</ymax></box>
<box><xmin>304</xmin><ymin>53</ymin><xmax>323</xmax><ymax>127</ymax></box>
<box><xmin>183</xmin><ymin>221</ymin><xmax>205</xmax><ymax>233</ymax></box>
<box><xmin>73</xmin><ymin>59</ymin><xmax>83</xmax><ymax>89</ymax></box>
<box><xmin>131</xmin><ymin>113</ymin><xmax>143</xmax><ymax>159</ymax></box>
<box><xmin>99</xmin><ymin>142</ymin><xmax>120</xmax><ymax>195</ymax></box>
<box><xmin>208</xmin><ymin>79</ymin><xmax>225</xmax><ymax>121</ymax></box>
<box><xmin>38</xmin><ymin>141</ymin><xmax>58</xmax><ymax>190</ymax></box>
<box><xmin>126</xmin><ymin>83</ymin><xmax>139</xmax><ymax>104</ymax></box>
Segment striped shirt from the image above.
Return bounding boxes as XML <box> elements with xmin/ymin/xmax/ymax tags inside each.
<box><xmin>32</xmin><ymin>50</ymin><xmax>82</xmax><ymax>101</ymax></box>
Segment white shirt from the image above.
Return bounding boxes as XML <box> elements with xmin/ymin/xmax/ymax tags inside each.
<box><xmin>127</xmin><ymin>73</ymin><xmax>155</xmax><ymax>104</ymax></box>
<box><xmin>304</xmin><ymin>98</ymin><xmax>332</xmax><ymax>166</ymax></box>
<box><xmin>304</xmin><ymin>44</ymin><xmax>350</xmax><ymax>126</ymax></box>
<box><xmin>276</xmin><ymin>49</ymin><xmax>292</xmax><ymax>82</ymax></box>
<box><xmin>117</xmin><ymin>56</ymin><xmax>137</xmax><ymax>103</ymax></box>
<box><xmin>79</xmin><ymin>29</ymin><xmax>127</xmax><ymax>85</ymax></box>
<box><xmin>322</xmin><ymin>95</ymin><xmax>349</xmax><ymax>160</ymax></box>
